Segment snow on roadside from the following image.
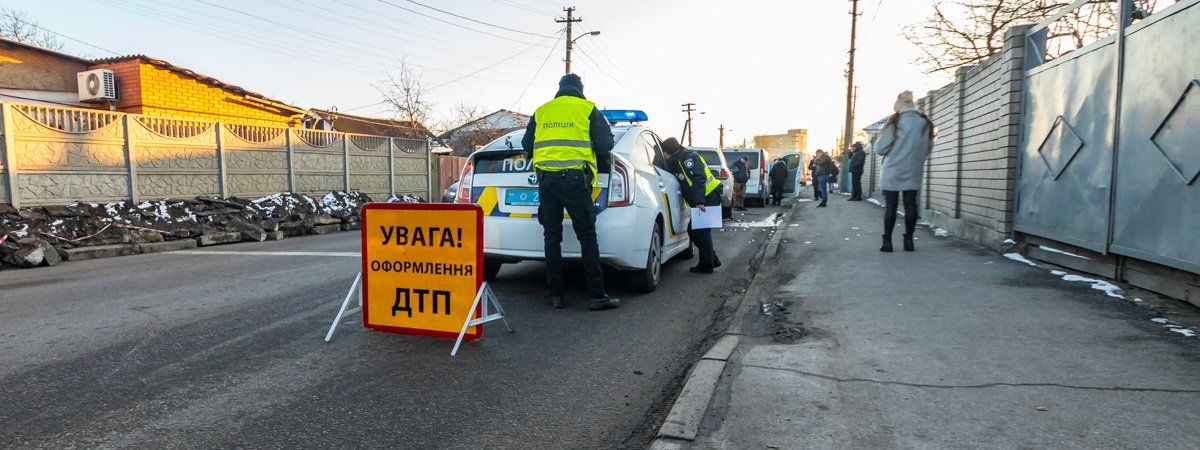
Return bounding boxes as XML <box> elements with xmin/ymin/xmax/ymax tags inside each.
<box><xmin>728</xmin><ymin>213</ymin><xmax>780</xmax><ymax>228</ymax></box>
<box><xmin>1038</xmin><ymin>245</ymin><xmax>1090</xmax><ymax>260</ymax></box>
<box><xmin>1060</xmin><ymin>274</ymin><xmax>1124</xmax><ymax>299</ymax></box>
<box><xmin>934</xmin><ymin>228</ymin><xmax>950</xmax><ymax>237</ymax></box>
<box><xmin>1170</xmin><ymin>328</ymin><xmax>1197</xmax><ymax>338</ymax></box>
<box><xmin>1003</xmin><ymin>252</ymin><xmax>1037</xmax><ymax>266</ymax></box>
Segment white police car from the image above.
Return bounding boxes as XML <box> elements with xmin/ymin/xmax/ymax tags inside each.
<box><xmin>453</xmin><ymin>110</ymin><xmax>691</xmax><ymax>292</ymax></box>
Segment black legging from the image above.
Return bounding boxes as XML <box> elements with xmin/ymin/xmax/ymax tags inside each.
<box><xmin>883</xmin><ymin>190</ymin><xmax>918</xmax><ymax>237</ymax></box>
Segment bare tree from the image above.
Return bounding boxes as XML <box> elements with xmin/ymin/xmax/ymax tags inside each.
<box><xmin>0</xmin><ymin>7</ymin><xmax>64</xmax><ymax>51</ymax></box>
<box><xmin>903</xmin><ymin>0</ymin><xmax>1158</xmax><ymax>74</ymax></box>
<box><xmin>449</xmin><ymin>99</ymin><xmax>485</xmax><ymax>129</ymax></box>
<box><xmin>378</xmin><ymin>58</ymin><xmax>433</xmax><ymax>128</ymax></box>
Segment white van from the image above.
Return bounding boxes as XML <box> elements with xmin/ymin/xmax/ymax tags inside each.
<box><xmin>721</xmin><ymin>148</ymin><xmax>771</xmax><ymax>207</ymax></box>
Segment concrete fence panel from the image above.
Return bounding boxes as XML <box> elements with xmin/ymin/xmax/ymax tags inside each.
<box><xmin>0</xmin><ymin>102</ymin><xmax>432</xmax><ymax>206</ymax></box>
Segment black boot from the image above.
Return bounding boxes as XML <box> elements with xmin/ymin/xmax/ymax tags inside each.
<box><xmin>880</xmin><ymin>235</ymin><xmax>893</xmax><ymax>252</ymax></box>
<box><xmin>903</xmin><ymin>234</ymin><xmax>915</xmax><ymax>252</ymax></box>
<box><xmin>589</xmin><ymin>295</ymin><xmax>620</xmax><ymax>310</ymax></box>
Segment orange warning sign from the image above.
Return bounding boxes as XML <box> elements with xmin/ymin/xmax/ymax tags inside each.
<box><xmin>361</xmin><ymin>203</ymin><xmax>483</xmax><ymax>340</ymax></box>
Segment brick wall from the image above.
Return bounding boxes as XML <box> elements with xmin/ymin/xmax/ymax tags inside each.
<box><xmin>88</xmin><ymin>59</ymin><xmax>300</xmax><ymax>127</ymax></box>
<box><xmin>867</xmin><ymin>25</ymin><xmax>1029</xmax><ymax>250</ymax></box>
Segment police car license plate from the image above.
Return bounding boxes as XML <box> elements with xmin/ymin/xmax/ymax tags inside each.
<box><xmin>504</xmin><ymin>189</ymin><xmax>539</xmax><ymax>206</ymax></box>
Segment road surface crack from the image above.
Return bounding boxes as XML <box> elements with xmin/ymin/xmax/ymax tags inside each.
<box><xmin>740</xmin><ymin>364</ymin><xmax>1200</xmax><ymax>393</ymax></box>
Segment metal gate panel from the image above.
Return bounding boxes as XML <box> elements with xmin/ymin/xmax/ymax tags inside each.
<box><xmin>1110</xmin><ymin>2</ymin><xmax>1200</xmax><ymax>274</ymax></box>
<box><xmin>1014</xmin><ymin>41</ymin><xmax>1117</xmax><ymax>252</ymax></box>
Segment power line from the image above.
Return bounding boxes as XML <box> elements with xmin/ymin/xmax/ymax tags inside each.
<box><xmin>374</xmin><ymin>0</ymin><xmax>555</xmax><ymax>48</ymax></box>
<box><xmin>861</xmin><ymin>0</ymin><xmax>886</xmax><ymax>41</ymax></box>
<box><xmin>492</xmin><ymin>0</ymin><xmax>557</xmax><ymax>17</ymax></box>
<box><xmin>0</xmin><ymin>10</ymin><xmax>119</xmax><ymax>56</ymax></box>
<box><xmin>513</xmin><ymin>35</ymin><xmax>563</xmax><ymax>109</ymax></box>
<box><xmin>402</xmin><ymin>0</ymin><xmax>556</xmax><ymax>38</ymax></box>
<box><xmin>429</xmin><ymin>30</ymin><xmax>563</xmax><ymax>91</ymax></box>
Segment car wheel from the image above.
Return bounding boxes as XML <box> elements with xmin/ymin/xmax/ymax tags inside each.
<box><xmin>630</xmin><ymin>226</ymin><xmax>663</xmax><ymax>293</ymax></box>
<box><xmin>483</xmin><ymin>258</ymin><xmax>503</xmax><ymax>281</ymax></box>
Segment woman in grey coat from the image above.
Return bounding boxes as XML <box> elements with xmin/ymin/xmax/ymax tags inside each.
<box><xmin>873</xmin><ymin>91</ymin><xmax>934</xmax><ymax>252</ymax></box>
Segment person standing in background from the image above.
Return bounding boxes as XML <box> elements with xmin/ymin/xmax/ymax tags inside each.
<box><xmin>730</xmin><ymin>156</ymin><xmax>750</xmax><ymax>211</ymax></box>
<box><xmin>848</xmin><ymin>142</ymin><xmax>866</xmax><ymax>201</ymax></box>
<box><xmin>874</xmin><ymin>91</ymin><xmax>935</xmax><ymax>252</ymax></box>
<box><xmin>768</xmin><ymin>158</ymin><xmax>787</xmax><ymax>206</ymax></box>
<box><xmin>808</xmin><ymin>155</ymin><xmax>821</xmax><ymax>201</ymax></box>
<box><xmin>811</xmin><ymin>149</ymin><xmax>834</xmax><ymax>207</ymax></box>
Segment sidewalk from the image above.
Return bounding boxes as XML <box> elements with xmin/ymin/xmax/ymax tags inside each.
<box><xmin>675</xmin><ymin>192</ymin><xmax>1200</xmax><ymax>448</ymax></box>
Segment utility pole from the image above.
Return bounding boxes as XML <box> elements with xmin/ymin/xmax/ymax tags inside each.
<box><xmin>681</xmin><ymin>102</ymin><xmax>697</xmax><ymax>146</ymax></box>
<box><xmin>841</xmin><ymin>0</ymin><xmax>859</xmax><ymax>163</ymax></box>
<box><xmin>719</xmin><ymin>124</ymin><xmax>726</xmax><ymax>148</ymax></box>
<box><xmin>557</xmin><ymin>7</ymin><xmax>582</xmax><ymax>74</ymax></box>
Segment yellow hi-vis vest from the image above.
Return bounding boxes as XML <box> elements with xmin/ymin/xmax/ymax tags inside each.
<box><xmin>679</xmin><ymin>154</ymin><xmax>721</xmax><ymax>196</ymax></box>
<box><xmin>531</xmin><ymin>96</ymin><xmax>598</xmax><ymax>181</ymax></box>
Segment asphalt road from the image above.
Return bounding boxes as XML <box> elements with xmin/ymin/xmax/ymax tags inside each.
<box><xmin>0</xmin><ymin>204</ymin><xmax>785</xmax><ymax>449</ymax></box>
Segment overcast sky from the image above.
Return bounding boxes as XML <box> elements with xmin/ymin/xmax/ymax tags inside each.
<box><xmin>10</xmin><ymin>0</ymin><xmax>953</xmax><ymax>149</ymax></box>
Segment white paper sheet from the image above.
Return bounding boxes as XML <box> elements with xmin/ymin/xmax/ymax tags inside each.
<box><xmin>690</xmin><ymin>206</ymin><xmax>723</xmax><ymax>229</ymax></box>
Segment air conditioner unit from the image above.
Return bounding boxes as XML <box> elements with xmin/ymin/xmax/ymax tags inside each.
<box><xmin>76</xmin><ymin>69</ymin><xmax>118</xmax><ymax>102</ymax></box>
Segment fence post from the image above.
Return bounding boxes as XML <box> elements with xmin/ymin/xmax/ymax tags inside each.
<box><xmin>215</xmin><ymin>121</ymin><xmax>227</xmax><ymax>198</ymax></box>
<box><xmin>123</xmin><ymin>115</ymin><xmax>140</xmax><ymax>203</ymax></box>
<box><xmin>342</xmin><ymin>134</ymin><xmax>351</xmax><ymax>192</ymax></box>
<box><xmin>285</xmin><ymin>129</ymin><xmax>295</xmax><ymax>192</ymax></box>
<box><xmin>954</xmin><ymin>68</ymin><xmax>968</xmax><ymax>219</ymax></box>
<box><xmin>1</xmin><ymin>103</ymin><xmax>19</xmax><ymax>207</ymax></box>
<box><xmin>387</xmin><ymin>138</ymin><xmax>395</xmax><ymax>196</ymax></box>
<box><xmin>425</xmin><ymin>137</ymin><xmax>434</xmax><ymax>201</ymax></box>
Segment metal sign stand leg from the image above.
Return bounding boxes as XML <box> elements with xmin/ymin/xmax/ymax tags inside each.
<box><xmin>450</xmin><ymin>282</ymin><xmax>514</xmax><ymax>356</ymax></box>
<box><xmin>324</xmin><ymin>272</ymin><xmax>362</xmax><ymax>342</ymax></box>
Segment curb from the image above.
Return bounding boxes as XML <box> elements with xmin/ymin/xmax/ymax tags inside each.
<box><xmin>652</xmin><ymin>199</ymin><xmax>802</xmax><ymax>446</ymax></box>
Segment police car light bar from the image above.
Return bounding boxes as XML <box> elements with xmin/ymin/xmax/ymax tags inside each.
<box><xmin>601</xmin><ymin>109</ymin><xmax>649</xmax><ymax>123</ymax></box>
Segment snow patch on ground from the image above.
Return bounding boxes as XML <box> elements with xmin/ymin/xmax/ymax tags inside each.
<box><xmin>934</xmin><ymin>228</ymin><xmax>950</xmax><ymax>237</ymax></box>
<box><xmin>1169</xmin><ymin>328</ymin><xmax>1196</xmax><ymax>337</ymax></box>
<box><xmin>1060</xmin><ymin>274</ymin><xmax>1125</xmax><ymax>299</ymax></box>
<box><xmin>729</xmin><ymin>213</ymin><xmax>780</xmax><ymax>228</ymax></box>
<box><xmin>1051</xmin><ymin>270</ymin><xmax>1067</xmax><ymax>276</ymax></box>
<box><xmin>1003</xmin><ymin>238</ymin><xmax>1016</xmax><ymax>245</ymax></box>
<box><xmin>1152</xmin><ymin>318</ymin><xmax>1169</xmax><ymax>324</ymax></box>
<box><xmin>867</xmin><ymin>198</ymin><xmax>884</xmax><ymax>207</ymax></box>
<box><xmin>1003</xmin><ymin>253</ymin><xmax>1037</xmax><ymax>266</ymax></box>
<box><xmin>1038</xmin><ymin>245</ymin><xmax>1090</xmax><ymax>260</ymax></box>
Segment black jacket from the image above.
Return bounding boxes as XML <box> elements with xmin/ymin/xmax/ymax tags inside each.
<box><xmin>521</xmin><ymin>87</ymin><xmax>614</xmax><ymax>168</ymax></box>
<box><xmin>670</xmin><ymin>150</ymin><xmax>722</xmax><ymax>207</ymax></box>
<box><xmin>768</xmin><ymin>160</ymin><xmax>788</xmax><ymax>183</ymax></box>
<box><xmin>849</xmin><ymin>149</ymin><xmax>866</xmax><ymax>174</ymax></box>
<box><xmin>730</xmin><ymin>160</ymin><xmax>750</xmax><ymax>183</ymax></box>
<box><xmin>811</xmin><ymin>154</ymin><xmax>836</xmax><ymax>177</ymax></box>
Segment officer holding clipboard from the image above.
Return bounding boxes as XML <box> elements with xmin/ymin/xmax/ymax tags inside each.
<box><xmin>662</xmin><ymin>137</ymin><xmax>723</xmax><ymax>274</ymax></box>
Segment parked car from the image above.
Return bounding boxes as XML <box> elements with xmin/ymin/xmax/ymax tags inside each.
<box><xmin>770</xmin><ymin>151</ymin><xmax>805</xmax><ymax>195</ymax></box>
<box><xmin>441</xmin><ymin>181</ymin><xmax>459</xmax><ymax>203</ymax></box>
<box><xmin>453</xmin><ymin>110</ymin><xmax>691</xmax><ymax>292</ymax></box>
<box><xmin>721</xmin><ymin>148</ymin><xmax>771</xmax><ymax>206</ymax></box>
<box><xmin>687</xmin><ymin>146</ymin><xmax>733</xmax><ymax>219</ymax></box>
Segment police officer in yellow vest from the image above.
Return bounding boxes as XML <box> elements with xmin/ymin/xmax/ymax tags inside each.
<box><xmin>520</xmin><ymin>74</ymin><xmax>619</xmax><ymax>311</ymax></box>
<box><xmin>662</xmin><ymin>137</ymin><xmax>723</xmax><ymax>274</ymax></box>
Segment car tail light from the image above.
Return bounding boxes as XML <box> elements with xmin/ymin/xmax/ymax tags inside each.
<box><xmin>454</xmin><ymin>161</ymin><xmax>474</xmax><ymax>203</ymax></box>
<box><xmin>608</xmin><ymin>159</ymin><xmax>632</xmax><ymax>207</ymax></box>
<box><xmin>717</xmin><ymin>167</ymin><xmax>730</xmax><ymax>180</ymax></box>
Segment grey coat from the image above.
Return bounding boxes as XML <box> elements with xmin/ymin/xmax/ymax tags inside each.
<box><xmin>874</xmin><ymin>109</ymin><xmax>934</xmax><ymax>191</ymax></box>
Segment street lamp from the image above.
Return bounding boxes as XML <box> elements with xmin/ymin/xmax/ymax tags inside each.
<box><xmin>573</xmin><ymin>30</ymin><xmax>601</xmax><ymax>44</ymax></box>
<box><xmin>565</xmin><ymin>31</ymin><xmax>600</xmax><ymax>74</ymax></box>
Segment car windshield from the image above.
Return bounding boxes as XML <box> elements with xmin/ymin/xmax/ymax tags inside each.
<box><xmin>724</xmin><ymin>152</ymin><xmax>760</xmax><ymax>169</ymax></box>
<box><xmin>694</xmin><ymin>150</ymin><xmax>722</xmax><ymax>166</ymax></box>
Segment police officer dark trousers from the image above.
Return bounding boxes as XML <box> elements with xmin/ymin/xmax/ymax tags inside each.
<box><xmin>661</xmin><ymin>137</ymin><xmax>723</xmax><ymax>274</ymax></box>
<box><xmin>521</xmin><ymin>74</ymin><xmax>620</xmax><ymax>311</ymax></box>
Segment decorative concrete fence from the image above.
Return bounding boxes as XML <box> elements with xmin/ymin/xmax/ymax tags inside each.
<box><xmin>0</xmin><ymin>102</ymin><xmax>431</xmax><ymax>207</ymax></box>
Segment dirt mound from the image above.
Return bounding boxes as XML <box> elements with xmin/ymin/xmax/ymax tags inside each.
<box><xmin>0</xmin><ymin>191</ymin><xmax>424</xmax><ymax>269</ymax></box>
